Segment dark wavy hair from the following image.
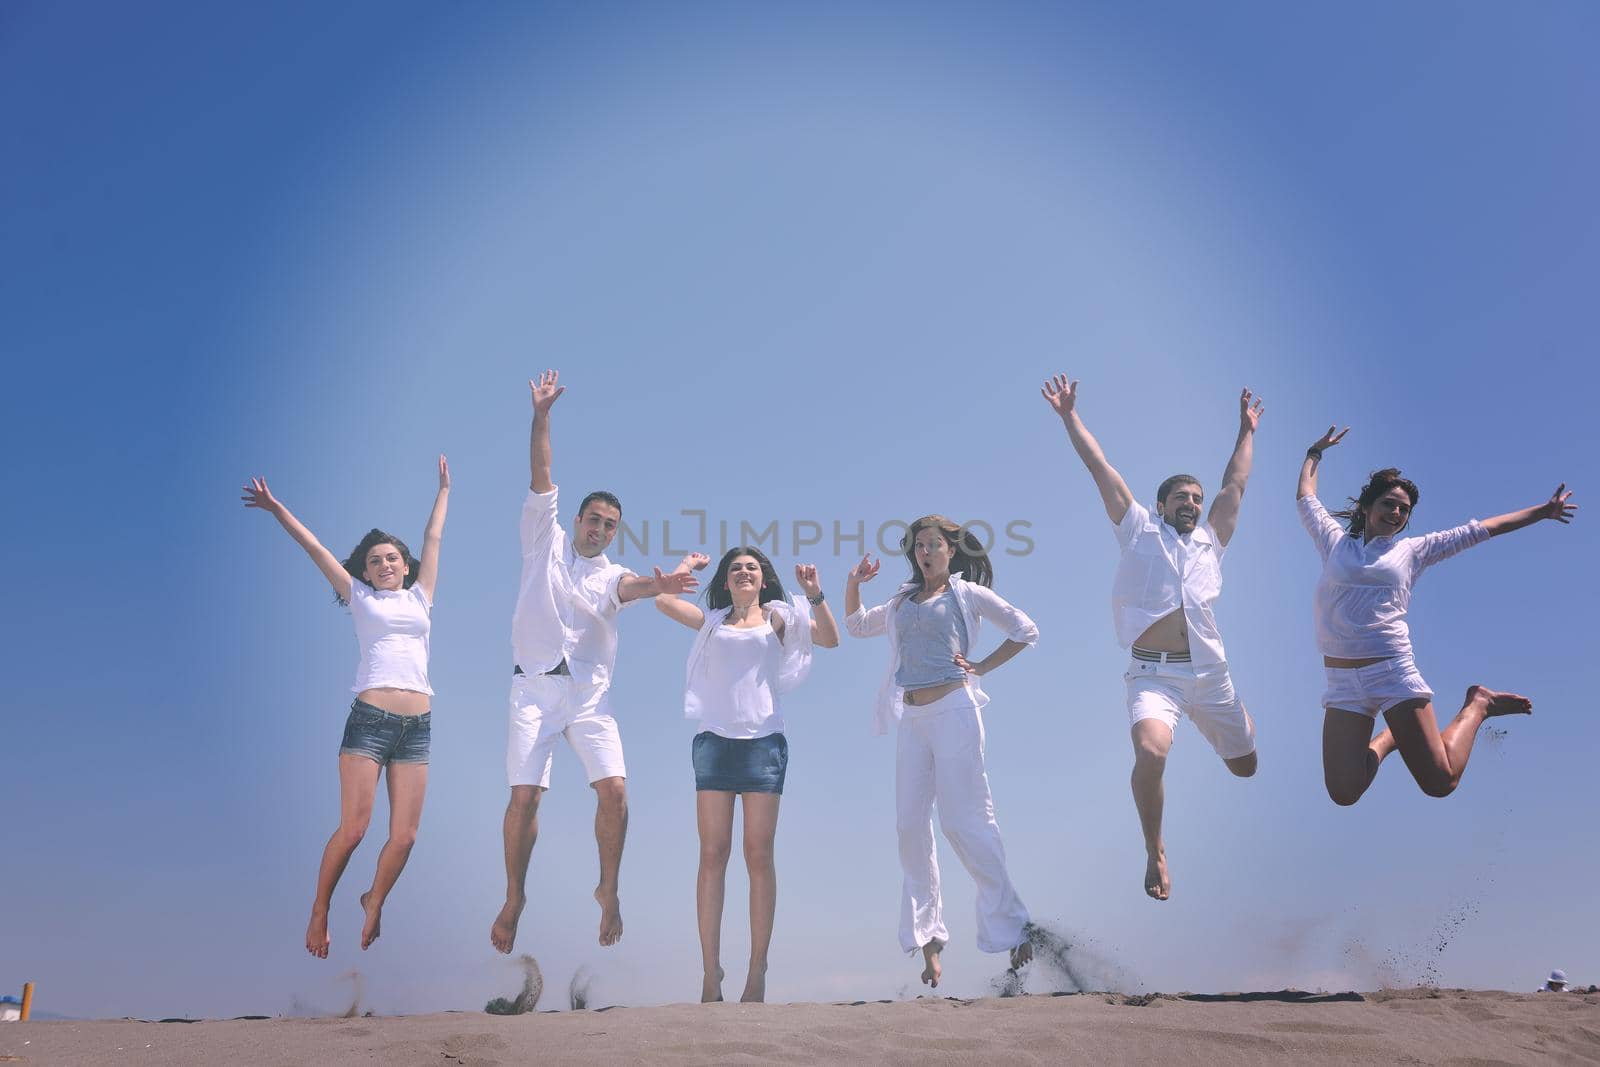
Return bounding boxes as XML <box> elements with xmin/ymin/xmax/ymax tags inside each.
<box><xmin>704</xmin><ymin>546</ymin><xmax>787</xmax><ymax>611</ymax></box>
<box><xmin>1156</xmin><ymin>474</ymin><xmax>1203</xmax><ymax>505</ymax></box>
<box><xmin>901</xmin><ymin>514</ymin><xmax>993</xmax><ymax>590</ymax></box>
<box><xmin>337</xmin><ymin>528</ymin><xmax>419</xmax><ymax>605</ymax></box>
<box><xmin>1333</xmin><ymin>468</ymin><xmax>1419</xmax><ymax>538</ymax></box>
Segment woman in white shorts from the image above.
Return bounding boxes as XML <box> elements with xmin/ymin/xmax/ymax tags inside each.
<box><xmin>656</xmin><ymin>547</ymin><xmax>839</xmax><ymax>1004</ymax></box>
<box><xmin>1297</xmin><ymin>427</ymin><xmax>1574</xmax><ymax>805</ymax></box>
<box><xmin>243</xmin><ymin>457</ymin><xmax>450</xmax><ymax>957</ymax></box>
<box><xmin>845</xmin><ymin>516</ymin><xmax>1039</xmax><ymax>990</ymax></box>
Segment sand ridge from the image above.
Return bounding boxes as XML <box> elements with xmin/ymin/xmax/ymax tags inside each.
<box><xmin>3</xmin><ymin>988</ymin><xmax>1598</xmax><ymax>1066</ymax></box>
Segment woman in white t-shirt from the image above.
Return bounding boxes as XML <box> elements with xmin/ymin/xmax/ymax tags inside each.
<box><xmin>656</xmin><ymin>547</ymin><xmax>840</xmax><ymax>1004</ymax></box>
<box><xmin>1297</xmin><ymin>427</ymin><xmax>1574</xmax><ymax>806</ymax></box>
<box><xmin>242</xmin><ymin>456</ymin><xmax>450</xmax><ymax>959</ymax></box>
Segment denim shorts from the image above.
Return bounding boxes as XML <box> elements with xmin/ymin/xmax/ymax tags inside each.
<box><xmin>340</xmin><ymin>699</ymin><xmax>431</xmax><ymax>765</ymax></box>
<box><xmin>692</xmin><ymin>731</ymin><xmax>787</xmax><ymax>794</ymax></box>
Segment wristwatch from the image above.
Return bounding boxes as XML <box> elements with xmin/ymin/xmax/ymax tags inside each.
<box><xmin>806</xmin><ymin>591</ymin><xmax>826</xmax><ymax>605</ymax></box>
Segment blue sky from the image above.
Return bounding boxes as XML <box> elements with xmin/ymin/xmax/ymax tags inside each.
<box><xmin>4</xmin><ymin>1</ymin><xmax>1596</xmax><ymax>1018</ymax></box>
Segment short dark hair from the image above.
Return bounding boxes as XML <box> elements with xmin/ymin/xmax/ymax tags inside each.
<box><xmin>1156</xmin><ymin>475</ymin><xmax>1203</xmax><ymax>505</ymax></box>
<box><xmin>577</xmin><ymin>490</ymin><xmax>622</xmax><ymax>519</ymax></box>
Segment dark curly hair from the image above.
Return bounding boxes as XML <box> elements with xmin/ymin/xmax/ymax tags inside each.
<box><xmin>704</xmin><ymin>546</ymin><xmax>787</xmax><ymax>611</ymax></box>
<box><xmin>1333</xmin><ymin>468</ymin><xmax>1419</xmax><ymax>538</ymax></box>
<box><xmin>337</xmin><ymin>528</ymin><xmax>420</xmax><ymax>605</ymax></box>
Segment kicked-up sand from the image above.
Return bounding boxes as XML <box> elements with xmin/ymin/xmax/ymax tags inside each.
<box><xmin>2</xmin><ymin>987</ymin><xmax>1596</xmax><ymax>1066</ymax></box>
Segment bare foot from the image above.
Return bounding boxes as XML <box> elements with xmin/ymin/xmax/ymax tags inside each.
<box><xmin>490</xmin><ymin>895</ymin><xmax>525</xmax><ymax>955</ymax></box>
<box><xmin>1371</xmin><ymin>726</ymin><xmax>1397</xmax><ymax>760</ymax></box>
<box><xmin>1009</xmin><ymin>940</ymin><xmax>1033</xmax><ymax>971</ymax></box>
<box><xmin>359</xmin><ymin>891</ymin><xmax>382</xmax><ymax>950</ymax></box>
<box><xmin>1469</xmin><ymin>685</ymin><xmax>1533</xmax><ymax>718</ymax></box>
<box><xmin>920</xmin><ymin>939</ymin><xmax>944</xmax><ymax>989</ymax></box>
<box><xmin>595</xmin><ymin>886</ymin><xmax>623</xmax><ymax>947</ymax></box>
<box><xmin>739</xmin><ymin>966</ymin><xmax>766</xmax><ymax>1004</ymax></box>
<box><xmin>701</xmin><ymin>967</ymin><xmax>724</xmax><ymax>1004</ymax></box>
<box><xmin>1145</xmin><ymin>850</ymin><xmax>1171</xmax><ymax>901</ymax></box>
<box><xmin>306</xmin><ymin>908</ymin><xmax>331</xmax><ymax>959</ymax></box>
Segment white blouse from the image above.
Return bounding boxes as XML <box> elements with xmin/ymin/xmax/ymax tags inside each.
<box><xmin>1298</xmin><ymin>494</ymin><xmax>1488</xmax><ymax>660</ymax></box>
<box><xmin>683</xmin><ymin>596</ymin><xmax>815</xmax><ymax>738</ymax></box>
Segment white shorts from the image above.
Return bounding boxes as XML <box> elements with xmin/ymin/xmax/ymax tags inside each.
<box><xmin>1321</xmin><ymin>653</ymin><xmax>1433</xmax><ymax>718</ymax></box>
<box><xmin>1125</xmin><ymin>657</ymin><xmax>1256</xmax><ymax>760</ymax></box>
<box><xmin>507</xmin><ymin>672</ymin><xmax>627</xmax><ymax>789</ymax></box>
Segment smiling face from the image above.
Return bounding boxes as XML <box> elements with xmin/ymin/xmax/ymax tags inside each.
<box><xmin>1157</xmin><ymin>482</ymin><xmax>1204</xmax><ymax>536</ymax></box>
<box><xmin>362</xmin><ymin>542</ymin><xmax>409</xmax><ymax>591</ymax></box>
<box><xmin>1361</xmin><ymin>486</ymin><xmax>1414</xmax><ymax>539</ymax></box>
<box><xmin>910</xmin><ymin>527</ymin><xmax>956</xmax><ymax>583</ymax></box>
<box><xmin>573</xmin><ymin>500</ymin><xmax>621</xmax><ymax>558</ymax></box>
<box><xmin>724</xmin><ymin>555</ymin><xmax>764</xmax><ymax>600</ymax></box>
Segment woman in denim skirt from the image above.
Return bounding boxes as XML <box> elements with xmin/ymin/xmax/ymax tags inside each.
<box><xmin>243</xmin><ymin>455</ymin><xmax>450</xmax><ymax>958</ymax></box>
<box><xmin>656</xmin><ymin>546</ymin><xmax>839</xmax><ymax>1003</ymax></box>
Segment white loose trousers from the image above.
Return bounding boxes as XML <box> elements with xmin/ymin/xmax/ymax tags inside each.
<box><xmin>895</xmin><ymin>686</ymin><xmax>1029</xmax><ymax>955</ymax></box>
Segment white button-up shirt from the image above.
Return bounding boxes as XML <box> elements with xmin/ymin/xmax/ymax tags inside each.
<box><xmin>511</xmin><ymin>486</ymin><xmax>635</xmax><ymax>694</ymax></box>
<box><xmin>1111</xmin><ymin>501</ymin><xmax>1228</xmax><ymax>667</ymax></box>
<box><xmin>846</xmin><ymin>574</ymin><xmax>1039</xmax><ymax>736</ymax></box>
<box><xmin>1298</xmin><ymin>494</ymin><xmax>1488</xmax><ymax>660</ymax></box>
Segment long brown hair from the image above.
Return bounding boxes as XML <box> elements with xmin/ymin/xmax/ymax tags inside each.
<box><xmin>902</xmin><ymin>515</ymin><xmax>994</xmax><ymax>590</ymax></box>
<box><xmin>1333</xmin><ymin>468</ymin><xmax>1420</xmax><ymax>537</ymax></box>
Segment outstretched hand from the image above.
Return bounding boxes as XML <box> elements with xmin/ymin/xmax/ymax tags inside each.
<box><xmin>241</xmin><ymin>476</ymin><xmax>280</xmax><ymax>513</ymax></box>
<box><xmin>438</xmin><ymin>454</ymin><xmax>451</xmax><ymax>490</ymax></box>
<box><xmin>794</xmin><ymin>563</ymin><xmax>823</xmax><ymax>596</ymax></box>
<box><xmin>1308</xmin><ymin>425</ymin><xmax>1349</xmax><ymax>455</ymax></box>
<box><xmin>653</xmin><ymin>565</ymin><xmax>700</xmax><ymax>596</ymax></box>
<box><xmin>846</xmin><ymin>554</ymin><xmax>880</xmax><ymax>585</ymax></box>
<box><xmin>677</xmin><ymin>551</ymin><xmax>711</xmax><ymax>573</ymax></box>
<box><xmin>530</xmin><ymin>369</ymin><xmax>565</xmax><ymax>414</ymax></box>
<box><xmin>1239</xmin><ymin>388</ymin><xmax>1264</xmax><ymax>432</ymax></box>
<box><xmin>1539</xmin><ymin>484</ymin><xmax>1578</xmax><ymax>524</ymax></box>
<box><xmin>1040</xmin><ymin>374</ymin><xmax>1079</xmax><ymax>418</ymax></box>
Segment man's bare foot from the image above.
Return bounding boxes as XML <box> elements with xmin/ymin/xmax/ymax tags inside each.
<box><xmin>1469</xmin><ymin>685</ymin><xmax>1533</xmax><ymax>718</ymax></box>
<box><xmin>595</xmin><ymin>886</ymin><xmax>623</xmax><ymax>947</ymax></box>
<box><xmin>701</xmin><ymin>967</ymin><xmax>724</xmax><ymax>1004</ymax></box>
<box><xmin>1371</xmin><ymin>726</ymin><xmax>1397</xmax><ymax>761</ymax></box>
<box><xmin>1145</xmin><ymin>850</ymin><xmax>1171</xmax><ymax>901</ymax></box>
<box><xmin>306</xmin><ymin>908</ymin><xmax>330</xmax><ymax>959</ymax></box>
<box><xmin>490</xmin><ymin>895</ymin><xmax>525</xmax><ymax>955</ymax></box>
<box><xmin>739</xmin><ymin>966</ymin><xmax>766</xmax><ymax>1004</ymax></box>
<box><xmin>920</xmin><ymin>939</ymin><xmax>944</xmax><ymax>989</ymax></box>
<box><xmin>359</xmin><ymin>891</ymin><xmax>383</xmax><ymax>950</ymax></box>
<box><xmin>1009</xmin><ymin>940</ymin><xmax>1033</xmax><ymax>971</ymax></box>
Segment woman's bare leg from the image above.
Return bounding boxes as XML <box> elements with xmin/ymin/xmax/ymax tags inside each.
<box><xmin>308</xmin><ymin>755</ymin><xmax>381</xmax><ymax>958</ymax></box>
<box><xmin>1322</xmin><ymin>707</ymin><xmax>1396</xmax><ymax>806</ymax></box>
<box><xmin>1385</xmin><ymin>687</ymin><xmax>1531</xmax><ymax>798</ymax></box>
<box><xmin>696</xmin><ymin>791</ymin><xmax>736</xmax><ymax>1003</ymax></box>
<box><xmin>360</xmin><ymin>761</ymin><xmax>428</xmax><ymax>949</ymax></box>
<box><xmin>739</xmin><ymin>792</ymin><xmax>781</xmax><ymax>1003</ymax></box>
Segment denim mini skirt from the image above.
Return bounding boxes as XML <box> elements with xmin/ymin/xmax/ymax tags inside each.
<box><xmin>340</xmin><ymin>698</ymin><xmax>431</xmax><ymax>765</ymax></box>
<box><xmin>692</xmin><ymin>731</ymin><xmax>787</xmax><ymax>794</ymax></box>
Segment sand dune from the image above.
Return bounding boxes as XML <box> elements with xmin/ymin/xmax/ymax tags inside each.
<box><xmin>3</xmin><ymin>988</ymin><xmax>1596</xmax><ymax>1066</ymax></box>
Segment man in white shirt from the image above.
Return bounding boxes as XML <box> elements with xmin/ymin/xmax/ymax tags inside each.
<box><xmin>491</xmin><ymin>370</ymin><xmax>699</xmax><ymax>954</ymax></box>
<box><xmin>1043</xmin><ymin>375</ymin><xmax>1261</xmax><ymax>901</ymax></box>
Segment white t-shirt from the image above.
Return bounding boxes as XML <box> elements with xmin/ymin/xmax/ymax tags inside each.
<box><xmin>348</xmin><ymin>578</ymin><xmax>433</xmax><ymax>695</ymax></box>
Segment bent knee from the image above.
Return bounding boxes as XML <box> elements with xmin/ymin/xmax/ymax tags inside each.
<box><xmin>1324</xmin><ymin>779</ymin><xmax>1365</xmax><ymax>807</ymax></box>
<box><xmin>506</xmin><ymin>786</ymin><xmax>543</xmax><ymax>816</ymax></box>
<box><xmin>336</xmin><ymin>820</ymin><xmax>371</xmax><ymax>848</ymax></box>
<box><xmin>591</xmin><ymin>776</ymin><xmax>627</xmax><ymax>805</ymax></box>
<box><xmin>1225</xmin><ymin>752</ymin><xmax>1258</xmax><ymax>778</ymax></box>
<box><xmin>388</xmin><ymin>829</ymin><xmax>418</xmax><ymax>851</ymax></box>
<box><xmin>1420</xmin><ymin>778</ymin><xmax>1458</xmax><ymax>799</ymax></box>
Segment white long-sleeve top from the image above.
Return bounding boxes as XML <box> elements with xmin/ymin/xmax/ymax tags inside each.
<box><xmin>846</xmin><ymin>574</ymin><xmax>1039</xmax><ymax>736</ymax></box>
<box><xmin>683</xmin><ymin>595</ymin><xmax>815</xmax><ymax>738</ymax></box>
<box><xmin>1298</xmin><ymin>493</ymin><xmax>1488</xmax><ymax>660</ymax></box>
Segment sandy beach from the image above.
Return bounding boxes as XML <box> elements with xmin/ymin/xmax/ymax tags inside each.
<box><xmin>3</xmin><ymin>988</ymin><xmax>1596</xmax><ymax>1066</ymax></box>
